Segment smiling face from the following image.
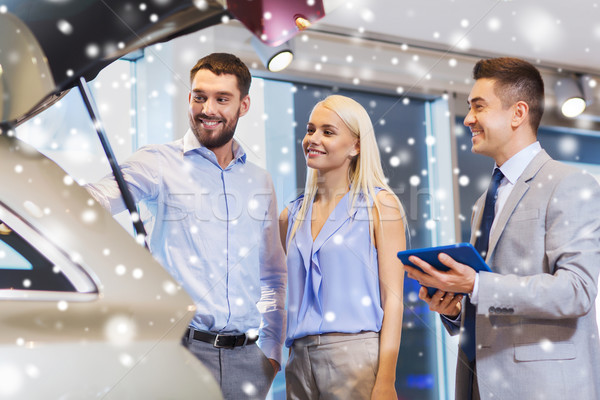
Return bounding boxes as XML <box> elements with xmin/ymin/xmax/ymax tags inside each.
<box><xmin>464</xmin><ymin>78</ymin><xmax>520</xmax><ymax>165</ymax></box>
<box><xmin>188</xmin><ymin>69</ymin><xmax>250</xmax><ymax>150</ymax></box>
<box><xmin>302</xmin><ymin>104</ymin><xmax>359</xmax><ymax>174</ymax></box>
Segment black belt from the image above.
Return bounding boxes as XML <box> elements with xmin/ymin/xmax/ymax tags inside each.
<box><xmin>186</xmin><ymin>328</ymin><xmax>257</xmax><ymax>348</ymax></box>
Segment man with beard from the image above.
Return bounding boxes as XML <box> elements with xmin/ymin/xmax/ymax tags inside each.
<box><xmin>87</xmin><ymin>53</ymin><xmax>286</xmax><ymax>399</ymax></box>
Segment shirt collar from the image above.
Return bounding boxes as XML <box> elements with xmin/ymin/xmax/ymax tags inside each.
<box><xmin>182</xmin><ymin>129</ymin><xmax>247</xmax><ymax>165</ymax></box>
<box><xmin>497</xmin><ymin>141</ymin><xmax>542</xmax><ymax>185</ymax></box>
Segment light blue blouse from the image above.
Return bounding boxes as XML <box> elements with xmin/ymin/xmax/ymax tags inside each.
<box><xmin>285</xmin><ymin>189</ymin><xmax>384</xmax><ymax>347</ymax></box>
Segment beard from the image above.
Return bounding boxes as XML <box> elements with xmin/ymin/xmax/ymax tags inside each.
<box><xmin>188</xmin><ymin>109</ymin><xmax>240</xmax><ymax>150</ymax></box>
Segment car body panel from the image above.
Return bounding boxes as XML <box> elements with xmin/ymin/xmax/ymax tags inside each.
<box><xmin>0</xmin><ymin>1</ymin><xmax>342</xmax><ymax>397</ymax></box>
<box><xmin>0</xmin><ymin>134</ymin><xmax>222</xmax><ymax>399</ymax></box>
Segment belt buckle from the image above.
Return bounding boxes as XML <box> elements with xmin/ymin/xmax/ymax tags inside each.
<box><xmin>213</xmin><ymin>333</ymin><xmax>247</xmax><ymax>348</ymax></box>
<box><xmin>213</xmin><ymin>333</ymin><xmax>229</xmax><ymax>348</ymax></box>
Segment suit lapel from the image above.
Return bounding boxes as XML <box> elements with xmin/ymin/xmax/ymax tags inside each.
<box><xmin>487</xmin><ymin>150</ymin><xmax>551</xmax><ymax>259</ymax></box>
<box><xmin>470</xmin><ymin>194</ymin><xmax>486</xmax><ymax>246</ymax></box>
<box><xmin>487</xmin><ymin>181</ymin><xmax>529</xmax><ymax>258</ymax></box>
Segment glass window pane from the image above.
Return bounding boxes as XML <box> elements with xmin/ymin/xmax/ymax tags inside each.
<box><xmin>0</xmin><ymin>223</ymin><xmax>31</xmax><ymax>270</ymax></box>
<box><xmin>0</xmin><ymin>241</ymin><xmax>32</xmax><ymax>270</ymax></box>
<box><xmin>0</xmin><ymin>219</ymin><xmax>75</xmax><ymax>292</ymax></box>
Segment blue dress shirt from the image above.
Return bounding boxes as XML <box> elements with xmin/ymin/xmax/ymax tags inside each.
<box><xmin>471</xmin><ymin>141</ymin><xmax>542</xmax><ymax>303</ymax></box>
<box><xmin>284</xmin><ymin>189</ymin><xmax>384</xmax><ymax>347</ymax></box>
<box><xmin>87</xmin><ymin>129</ymin><xmax>287</xmax><ymax>363</ymax></box>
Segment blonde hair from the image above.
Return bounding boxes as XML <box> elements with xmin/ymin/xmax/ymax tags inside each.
<box><xmin>288</xmin><ymin>95</ymin><xmax>404</xmax><ymax>245</ymax></box>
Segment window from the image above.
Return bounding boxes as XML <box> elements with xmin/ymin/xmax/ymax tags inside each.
<box><xmin>0</xmin><ymin>223</ymin><xmax>32</xmax><ymax>271</ymax></box>
<box><xmin>0</xmin><ymin>205</ymin><xmax>97</xmax><ymax>299</ymax></box>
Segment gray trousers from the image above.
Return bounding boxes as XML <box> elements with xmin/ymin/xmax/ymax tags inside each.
<box><xmin>285</xmin><ymin>331</ymin><xmax>379</xmax><ymax>400</ymax></box>
<box><xmin>182</xmin><ymin>333</ymin><xmax>275</xmax><ymax>400</ymax></box>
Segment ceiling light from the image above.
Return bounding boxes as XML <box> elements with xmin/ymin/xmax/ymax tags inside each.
<box><xmin>555</xmin><ymin>76</ymin><xmax>586</xmax><ymax>118</ymax></box>
<box><xmin>295</xmin><ymin>16</ymin><xmax>311</xmax><ymax>31</ymax></box>
<box><xmin>251</xmin><ymin>36</ymin><xmax>294</xmax><ymax>72</ymax></box>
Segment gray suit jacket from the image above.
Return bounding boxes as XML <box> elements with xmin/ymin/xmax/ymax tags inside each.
<box><xmin>447</xmin><ymin>150</ymin><xmax>600</xmax><ymax>399</ymax></box>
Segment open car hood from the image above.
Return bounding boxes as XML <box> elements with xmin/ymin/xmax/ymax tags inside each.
<box><xmin>0</xmin><ymin>0</ymin><xmax>229</xmax><ymax>126</ymax></box>
<box><xmin>0</xmin><ymin>0</ymin><xmax>338</xmax><ymax>126</ymax></box>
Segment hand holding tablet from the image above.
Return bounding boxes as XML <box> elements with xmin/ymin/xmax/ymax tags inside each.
<box><xmin>397</xmin><ymin>243</ymin><xmax>491</xmax><ymax>296</ymax></box>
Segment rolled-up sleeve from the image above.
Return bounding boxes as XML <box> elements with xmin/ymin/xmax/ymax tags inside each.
<box><xmin>256</xmin><ymin>176</ymin><xmax>287</xmax><ymax>367</ymax></box>
<box><xmin>85</xmin><ymin>146</ymin><xmax>160</xmax><ymax>214</ymax></box>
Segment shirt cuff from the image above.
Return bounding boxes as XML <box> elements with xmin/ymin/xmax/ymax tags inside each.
<box><xmin>470</xmin><ymin>272</ymin><xmax>480</xmax><ymax>304</ymax></box>
<box><xmin>441</xmin><ymin>311</ymin><xmax>461</xmax><ymax>324</ymax></box>
<box><xmin>257</xmin><ymin>338</ymin><xmax>282</xmax><ymax>370</ymax></box>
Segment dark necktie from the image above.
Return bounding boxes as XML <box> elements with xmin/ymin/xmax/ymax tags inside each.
<box><xmin>461</xmin><ymin>167</ymin><xmax>504</xmax><ymax>361</ymax></box>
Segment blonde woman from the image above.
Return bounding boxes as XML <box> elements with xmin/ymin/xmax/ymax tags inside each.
<box><xmin>279</xmin><ymin>95</ymin><xmax>406</xmax><ymax>400</ymax></box>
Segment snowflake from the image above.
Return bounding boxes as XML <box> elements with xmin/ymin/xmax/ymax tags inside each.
<box><xmin>57</xmin><ymin>300</ymin><xmax>68</xmax><ymax>311</ymax></box>
<box><xmin>241</xmin><ymin>382</ymin><xmax>257</xmax><ymax>396</ymax></box>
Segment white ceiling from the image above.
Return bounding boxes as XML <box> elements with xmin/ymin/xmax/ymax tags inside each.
<box><xmin>202</xmin><ymin>0</ymin><xmax>600</xmax><ymax>129</ymax></box>
<box><xmin>320</xmin><ymin>0</ymin><xmax>600</xmax><ymax>74</ymax></box>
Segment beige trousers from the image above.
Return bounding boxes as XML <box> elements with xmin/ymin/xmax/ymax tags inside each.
<box><xmin>285</xmin><ymin>331</ymin><xmax>380</xmax><ymax>400</ymax></box>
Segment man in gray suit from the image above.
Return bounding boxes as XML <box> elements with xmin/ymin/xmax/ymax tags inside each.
<box><xmin>405</xmin><ymin>57</ymin><xmax>600</xmax><ymax>399</ymax></box>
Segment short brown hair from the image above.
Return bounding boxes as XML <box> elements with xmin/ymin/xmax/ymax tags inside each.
<box><xmin>473</xmin><ymin>57</ymin><xmax>545</xmax><ymax>131</ymax></box>
<box><xmin>190</xmin><ymin>53</ymin><xmax>251</xmax><ymax>97</ymax></box>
